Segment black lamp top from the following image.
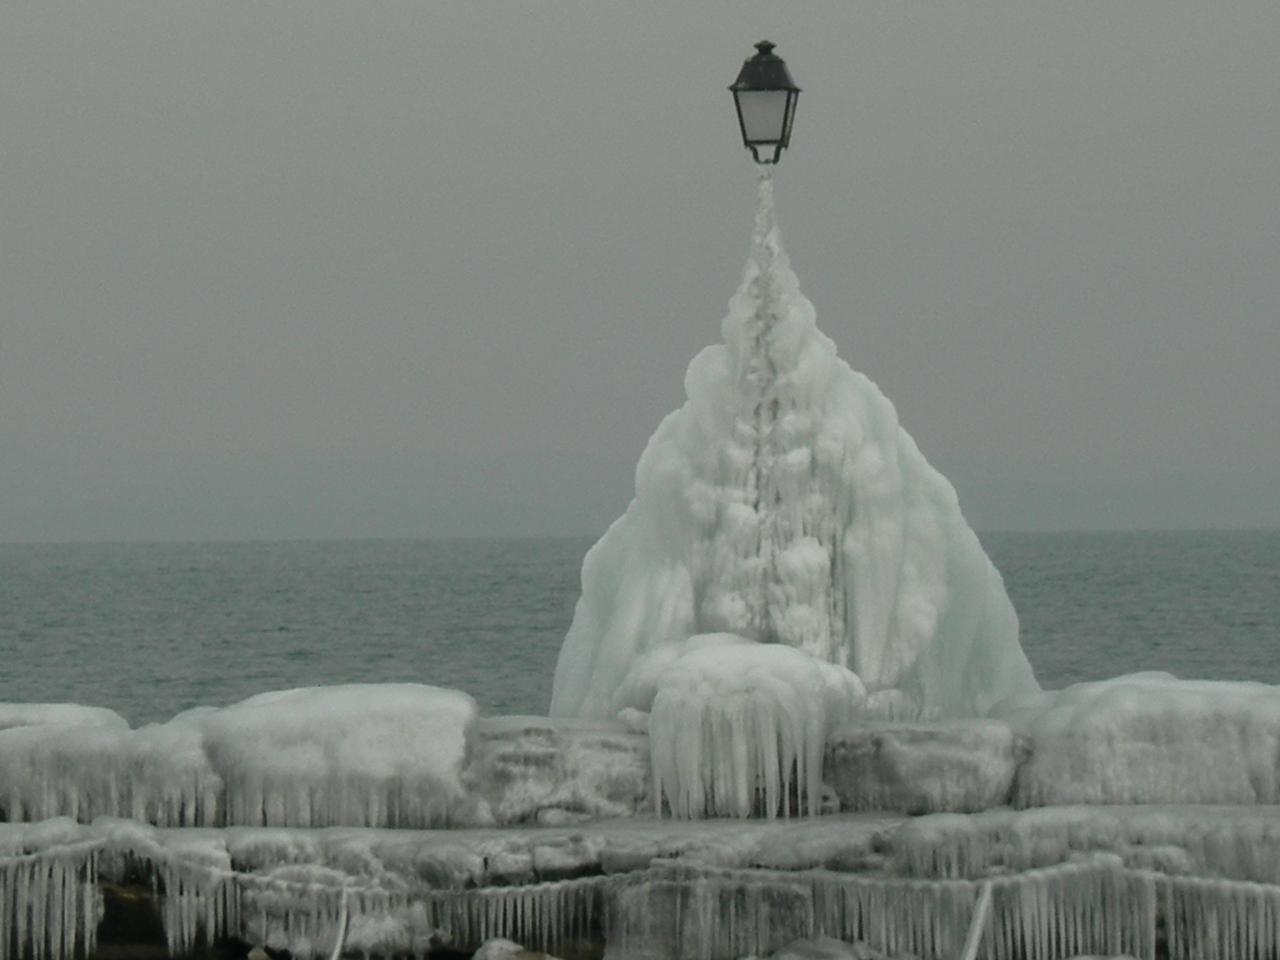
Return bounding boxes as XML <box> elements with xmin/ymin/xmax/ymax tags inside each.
<box><xmin>729</xmin><ymin>41</ymin><xmax>800</xmax><ymax>93</ymax></box>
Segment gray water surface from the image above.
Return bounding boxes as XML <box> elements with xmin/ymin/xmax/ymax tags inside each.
<box><xmin>1</xmin><ymin>530</ymin><xmax>1276</xmax><ymax>726</ymax></box>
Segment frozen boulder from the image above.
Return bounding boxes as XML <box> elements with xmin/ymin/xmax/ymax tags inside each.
<box><xmin>824</xmin><ymin>719</ymin><xmax>1025</xmax><ymax>814</ymax></box>
<box><xmin>999</xmin><ymin>674</ymin><xmax>1280</xmax><ymax>806</ymax></box>
<box><xmin>464</xmin><ymin>715</ymin><xmax>649</xmax><ymax>825</ymax></box>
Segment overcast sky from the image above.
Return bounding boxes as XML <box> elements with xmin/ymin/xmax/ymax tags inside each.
<box><xmin>3</xmin><ymin>2</ymin><xmax>1277</xmax><ymax>542</ymax></box>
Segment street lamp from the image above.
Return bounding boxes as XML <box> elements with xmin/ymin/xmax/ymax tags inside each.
<box><xmin>729</xmin><ymin>41</ymin><xmax>801</xmax><ymax>164</ymax></box>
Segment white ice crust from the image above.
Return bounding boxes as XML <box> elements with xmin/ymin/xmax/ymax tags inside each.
<box><xmin>551</xmin><ymin>173</ymin><xmax>1037</xmax><ymax>723</ymax></box>
<box><xmin>995</xmin><ymin>673</ymin><xmax>1280</xmax><ymax>806</ymax></box>
<box><xmin>0</xmin><ymin>684</ymin><xmax>477</xmax><ymax>828</ymax></box>
<box><xmin>0</xmin><ymin>703</ymin><xmax>128</xmax><ymax>732</ymax></box>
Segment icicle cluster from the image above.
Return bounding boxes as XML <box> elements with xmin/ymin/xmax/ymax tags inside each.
<box><xmin>0</xmin><ymin>843</ymin><xmax>100</xmax><ymax>960</ymax></box>
<box><xmin>0</xmin><ymin>723</ymin><xmax>218</xmax><ymax>826</ymax></box>
<box><xmin>7</xmin><ymin>814</ymin><xmax>1280</xmax><ymax>959</ymax></box>
<box><xmin>891</xmin><ymin>806</ymin><xmax>1280</xmax><ymax>883</ymax></box>
<box><xmin>1162</xmin><ymin>873</ymin><xmax>1280</xmax><ymax>960</ymax></box>
<box><xmin>0</xmin><ymin>830</ymin><xmax>611</xmax><ymax>960</ymax></box>
<box><xmin>607</xmin><ymin>857</ymin><xmax>1154</xmax><ymax>960</ymax></box>
<box><xmin>609</xmin><ymin>862</ymin><xmax>818</xmax><ymax>960</ymax></box>
<box><xmin>640</xmin><ymin>636</ymin><xmax>863</xmax><ymax>818</ymax></box>
<box><xmin>981</xmin><ymin>858</ymin><xmax>1156</xmax><ymax>960</ymax></box>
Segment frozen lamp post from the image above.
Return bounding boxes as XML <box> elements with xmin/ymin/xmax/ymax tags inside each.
<box><xmin>729</xmin><ymin>41</ymin><xmax>800</xmax><ymax>163</ymax></box>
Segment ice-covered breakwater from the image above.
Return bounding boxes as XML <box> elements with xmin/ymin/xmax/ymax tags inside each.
<box><xmin>6</xmin><ymin>677</ymin><xmax>1280</xmax><ymax>955</ymax></box>
<box><xmin>0</xmin><ymin>691</ymin><xmax>651</xmax><ymax>830</ymax></box>
<box><xmin>6</xmin><ymin>807</ymin><xmax>1280</xmax><ymax>959</ymax></box>
<box><xmin>6</xmin><ymin>673</ymin><xmax>1280</xmax><ymax>831</ymax></box>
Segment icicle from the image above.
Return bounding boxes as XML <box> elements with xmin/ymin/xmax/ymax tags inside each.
<box><xmin>958</xmin><ymin>880</ymin><xmax>991</xmax><ymax>960</ymax></box>
<box><xmin>326</xmin><ymin>889</ymin><xmax>348</xmax><ymax>960</ymax></box>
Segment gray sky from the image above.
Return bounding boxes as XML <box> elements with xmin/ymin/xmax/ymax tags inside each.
<box><xmin>3</xmin><ymin>2</ymin><xmax>1277</xmax><ymax>542</ymax></box>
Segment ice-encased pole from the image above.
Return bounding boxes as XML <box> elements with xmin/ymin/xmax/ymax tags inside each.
<box><xmin>550</xmin><ymin>144</ymin><xmax>1038</xmax><ymax>722</ymax></box>
<box><xmin>743</xmin><ymin>168</ymin><xmax>784</xmax><ymax>644</ymax></box>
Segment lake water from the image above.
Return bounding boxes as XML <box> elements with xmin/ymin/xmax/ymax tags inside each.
<box><xmin>1</xmin><ymin>530</ymin><xmax>1277</xmax><ymax>726</ymax></box>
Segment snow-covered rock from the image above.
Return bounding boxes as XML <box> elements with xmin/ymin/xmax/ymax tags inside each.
<box><xmin>551</xmin><ymin>172</ymin><xmax>1036</xmax><ymax>726</ymax></box>
<box><xmin>824</xmin><ymin>720</ymin><xmax>1025</xmax><ymax>814</ymax></box>
<box><xmin>996</xmin><ymin>673</ymin><xmax>1280</xmax><ymax>806</ymax></box>
<box><xmin>465</xmin><ymin>715</ymin><xmax>649</xmax><ymax>825</ymax></box>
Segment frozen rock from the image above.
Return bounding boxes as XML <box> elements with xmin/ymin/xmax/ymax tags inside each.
<box><xmin>997</xmin><ymin>674</ymin><xmax>1280</xmax><ymax>806</ymax></box>
<box><xmin>465</xmin><ymin>715</ymin><xmax>649</xmax><ymax>825</ymax></box>
<box><xmin>824</xmin><ymin>720</ymin><xmax>1025</xmax><ymax>814</ymax></box>
<box><xmin>551</xmin><ymin>172</ymin><xmax>1036</xmax><ymax>727</ymax></box>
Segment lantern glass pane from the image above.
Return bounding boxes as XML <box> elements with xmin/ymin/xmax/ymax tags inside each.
<box><xmin>735</xmin><ymin>89</ymin><xmax>789</xmax><ymax>144</ymax></box>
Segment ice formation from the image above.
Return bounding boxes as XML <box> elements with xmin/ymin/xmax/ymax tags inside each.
<box><xmin>551</xmin><ymin>172</ymin><xmax>1037</xmax><ymax>727</ymax></box>
<box><xmin>5</xmin><ymin>805</ymin><xmax>1280</xmax><ymax>959</ymax></box>
<box><xmin>0</xmin><ymin>703</ymin><xmax>127</xmax><ymax>732</ymax></box>
<box><xmin>0</xmin><ymin>684</ymin><xmax>478</xmax><ymax>828</ymax></box>
<box><xmin>195</xmin><ymin>684</ymin><xmax>478</xmax><ymax>828</ymax></box>
<box><xmin>612</xmin><ymin>634</ymin><xmax>864</xmax><ymax>817</ymax></box>
<box><xmin>995</xmin><ymin>673</ymin><xmax>1280</xmax><ymax>807</ymax></box>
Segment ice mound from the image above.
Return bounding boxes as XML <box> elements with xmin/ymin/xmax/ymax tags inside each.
<box><xmin>996</xmin><ymin>673</ymin><xmax>1280</xmax><ymax>807</ymax></box>
<box><xmin>551</xmin><ymin>173</ymin><xmax>1036</xmax><ymax>724</ymax></box>
<box><xmin>613</xmin><ymin>634</ymin><xmax>864</xmax><ymax>818</ymax></box>
<box><xmin>0</xmin><ymin>684</ymin><xmax>478</xmax><ymax>828</ymax></box>
<box><xmin>195</xmin><ymin>684</ymin><xmax>478</xmax><ymax>827</ymax></box>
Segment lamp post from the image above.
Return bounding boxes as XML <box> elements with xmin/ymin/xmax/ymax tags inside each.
<box><xmin>730</xmin><ymin>41</ymin><xmax>801</xmax><ymax>164</ymax></box>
